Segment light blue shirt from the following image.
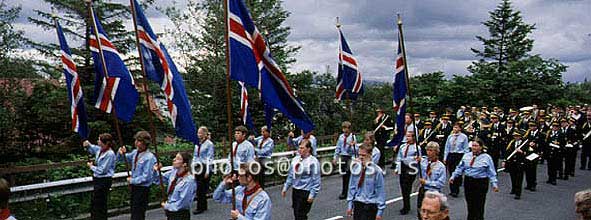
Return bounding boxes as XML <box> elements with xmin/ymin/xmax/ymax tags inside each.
<box><xmin>213</xmin><ymin>182</ymin><xmax>272</xmax><ymax>220</ymax></box>
<box><xmin>193</xmin><ymin>139</ymin><xmax>215</xmax><ymax>174</ymax></box>
<box><xmin>155</xmin><ymin>168</ymin><xmax>197</xmax><ymax>211</ymax></box>
<box><xmin>334</xmin><ymin>133</ymin><xmax>357</xmax><ymax>160</ymax></box>
<box><xmin>120</xmin><ymin>149</ymin><xmax>157</xmax><ymax>187</ymax></box>
<box><xmin>371</xmin><ymin>147</ymin><xmax>380</xmax><ymax>165</ymax></box>
<box><xmin>396</xmin><ymin>143</ymin><xmax>422</xmax><ymax>173</ymax></box>
<box><xmin>228</xmin><ymin>141</ymin><xmax>255</xmax><ymax>171</ymax></box>
<box><xmin>347</xmin><ymin>162</ymin><xmax>386</xmax><ymax>217</ymax></box>
<box><xmin>293</xmin><ymin>135</ymin><xmax>318</xmax><ymax>156</ymax></box>
<box><xmin>419</xmin><ymin>158</ymin><xmax>446</xmax><ymax>191</ymax></box>
<box><xmin>254</xmin><ymin>136</ymin><xmax>274</xmax><ymax>158</ymax></box>
<box><xmin>282</xmin><ymin>155</ymin><xmax>321</xmax><ymax>199</ymax></box>
<box><xmin>87</xmin><ymin>144</ymin><xmax>116</xmax><ymax>178</ymax></box>
<box><xmin>451</xmin><ymin>152</ymin><xmax>498</xmax><ymax>188</ymax></box>
<box><xmin>444</xmin><ymin>132</ymin><xmax>470</xmax><ymax>161</ymax></box>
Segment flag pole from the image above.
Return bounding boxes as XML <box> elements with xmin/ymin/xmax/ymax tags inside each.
<box><xmin>129</xmin><ymin>0</ymin><xmax>166</xmax><ymax>202</ymax></box>
<box><xmin>85</xmin><ymin>0</ymin><xmax>131</xmax><ymax>180</ymax></box>
<box><xmin>224</xmin><ymin>0</ymin><xmax>237</xmax><ymax>210</ymax></box>
<box><xmin>336</xmin><ymin>17</ymin><xmax>353</xmax><ymax>122</ymax></box>
<box><xmin>397</xmin><ymin>13</ymin><xmax>422</xmax><ymax>179</ymax></box>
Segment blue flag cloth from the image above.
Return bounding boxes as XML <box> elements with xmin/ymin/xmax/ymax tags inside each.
<box><xmin>89</xmin><ymin>9</ymin><xmax>139</xmax><ymax>123</ymax></box>
<box><xmin>336</xmin><ymin>29</ymin><xmax>363</xmax><ymax>101</ymax></box>
<box><xmin>133</xmin><ymin>0</ymin><xmax>199</xmax><ymax>144</ymax></box>
<box><xmin>387</xmin><ymin>35</ymin><xmax>408</xmax><ymax>147</ymax></box>
<box><xmin>227</xmin><ymin>0</ymin><xmax>315</xmax><ymax>133</ymax></box>
<box><xmin>56</xmin><ymin>20</ymin><xmax>89</xmax><ymax>139</ymax></box>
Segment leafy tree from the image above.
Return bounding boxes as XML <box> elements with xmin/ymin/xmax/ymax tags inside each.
<box><xmin>162</xmin><ymin>0</ymin><xmax>300</xmax><ymax>139</ymax></box>
<box><xmin>0</xmin><ymin>0</ymin><xmax>37</xmax><ymax>78</ymax></box>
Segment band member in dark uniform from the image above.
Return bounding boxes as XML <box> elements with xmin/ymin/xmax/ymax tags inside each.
<box><xmin>373</xmin><ymin>107</ymin><xmax>393</xmax><ymax>169</ymax></box>
<box><xmin>545</xmin><ymin>122</ymin><xmax>565</xmax><ymax>185</ymax></box>
<box><xmin>489</xmin><ymin>114</ymin><xmax>506</xmax><ymax>170</ymax></box>
<box><xmin>524</xmin><ymin>122</ymin><xmax>542</xmax><ymax>191</ymax></box>
<box><xmin>503</xmin><ymin>130</ymin><xmax>526</xmax><ymax>200</ymax></box>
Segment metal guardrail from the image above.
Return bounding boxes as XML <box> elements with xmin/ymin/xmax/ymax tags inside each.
<box><xmin>9</xmin><ymin>145</ymin><xmax>338</xmax><ymax>203</ymax></box>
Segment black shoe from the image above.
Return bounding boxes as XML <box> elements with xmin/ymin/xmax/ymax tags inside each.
<box><xmin>581</xmin><ymin>167</ymin><xmax>586</xmax><ymax>170</ymax></box>
<box><xmin>514</xmin><ymin>195</ymin><xmax>521</xmax><ymax>200</ymax></box>
<box><xmin>563</xmin><ymin>176</ymin><xmax>569</xmax><ymax>180</ymax></box>
<box><xmin>450</xmin><ymin>193</ymin><xmax>458</xmax><ymax>198</ymax></box>
<box><xmin>339</xmin><ymin>194</ymin><xmax>347</xmax><ymax>200</ymax></box>
<box><xmin>400</xmin><ymin>209</ymin><xmax>410</xmax><ymax>215</ymax></box>
<box><xmin>193</xmin><ymin>209</ymin><xmax>205</xmax><ymax>215</ymax></box>
<box><xmin>510</xmin><ymin>190</ymin><xmax>515</xmax><ymax>195</ymax></box>
<box><xmin>588</xmin><ymin>167</ymin><xmax>591</xmax><ymax>170</ymax></box>
<box><xmin>528</xmin><ymin>187</ymin><xmax>536</xmax><ymax>192</ymax></box>
<box><xmin>570</xmin><ymin>173</ymin><xmax>575</xmax><ymax>177</ymax></box>
<box><xmin>545</xmin><ymin>180</ymin><xmax>551</xmax><ymax>184</ymax></box>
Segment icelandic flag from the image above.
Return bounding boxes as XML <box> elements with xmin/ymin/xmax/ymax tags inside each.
<box><xmin>89</xmin><ymin>9</ymin><xmax>139</xmax><ymax>123</ymax></box>
<box><xmin>227</xmin><ymin>0</ymin><xmax>315</xmax><ymax>133</ymax></box>
<box><xmin>132</xmin><ymin>0</ymin><xmax>199</xmax><ymax>144</ymax></box>
<box><xmin>336</xmin><ymin>29</ymin><xmax>363</xmax><ymax>101</ymax></box>
<box><xmin>387</xmin><ymin>35</ymin><xmax>408</xmax><ymax>147</ymax></box>
<box><xmin>56</xmin><ymin>20</ymin><xmax>89</xmax><ymax>139</ymax></box>
<box><xmin>239</xmin><ymin>81</ymin><xmax>257</xmax><ymax>133</ymax></box>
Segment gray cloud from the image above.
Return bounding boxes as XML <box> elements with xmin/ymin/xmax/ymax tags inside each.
<box><xmin>8</xmin><ymin>0</ymin><xmax>591</xmax><ymax>82</ymax></box>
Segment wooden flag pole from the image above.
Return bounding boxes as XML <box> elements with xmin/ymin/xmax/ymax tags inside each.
<box><xmin>223</xmin><ymin>0</ymin><xmax>237</xmax><ymax>210</ymax></box>
<box><xmin>397</xmin><ymin>13</ymin><xmax>422</xmax><ymax>179</ymax></box>
<box><xmin>86</xmin><ymin>0</ymin><xmax>131</xmax><ymax>180</ymax></box>
<box><xmin>129</xmin><ymin>0</ymin><xmax>166</xmax><ymax>202</ymax></box>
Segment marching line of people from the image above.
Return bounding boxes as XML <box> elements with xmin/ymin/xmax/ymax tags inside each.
<box><xmin>7</xmin><ymin>104</ymin><xmax>583</xmax><ymax>220</ymax></box>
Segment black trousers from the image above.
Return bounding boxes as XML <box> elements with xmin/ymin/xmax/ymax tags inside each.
<box><xmin>490</xmin><ymin>152</ymin><xmax>500</xmax><ymax>171</ymax></box>
<box><xmin>339</xmin><ymin>156</ymin><xmax>352</xmax><ymax>196</ymax></box>
<box><xmin>525</xmin><ymin>163</ymin><xmax>537</xmax><ymax>188</ymax></box>
<box><xmin>131</xmin><ymin>185</ymin><xmax>150</xmax><ymax>220</ymax></box>
<box><xmin>509</xmin><ymin>168</ymin><xmax>524</xmax><ymax>196</ymax></box>
<box><xmin>195</xmin><ymin>172</ymin><xmax>210</xmax><ymax>211</ymax></box>
<box><xmin>582</xmin><ymin>144</ymin><xmax>591</xmax><ymax>169</ymax></box>
<box><xmin>353</xmin><ymin>201</ymin><xmax>378</xmax><ymax>220</ymax></box>
<box><xmin>464</xmin><ymin>176</ymin><xmax>489</xmax><ymax>220</ymax></box>
<box><xmin>292</xmin><ymin>188</ymin><xmax>313</xmax><ymax>220</ymax></box>
<box><xmin>257</xmin><ymin>158</ymin><xmax>270</xmax><ymax>188</ymax></box>
<box><xmin>376</xmin><ymin>140</ymin><xmax>387</xmax><ymax>169</ymax></box>
<box><xmin>447</xmin><ymin>153</ymin><xmax>464</xmax><ymax>194</ymax></box>
<box><xmin>564</xmin><ymin>148</ymin><xmax>577</xmax><ymax>175</ymax></box>
<box><xmin>547</xmin><ymin>155</ymin><xmax>560</xmax><ymax>183</ymax></box>
<box><xmin>399</xmin><ymin>164</ymin><xmax>416</xmax><ymax>211</ymax></box>
<box><xmin>165</xmin><ymin>209</ymin><xmax>190</xmax><ymax>220</ymax></box>
<box><xmin>91</xmin><ymin>177</ymin><xmax>112</xmax><ymax>220</ymax></box>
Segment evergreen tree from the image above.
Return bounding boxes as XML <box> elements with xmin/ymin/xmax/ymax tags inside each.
<box><xmin>471</xmin><ymin>0</ymin><xmax>535</xmax><ymax>72</ymax></box>
<box><xmin>0</xmin><ymin>0</ymin><xmax>37</xmax><ymax>78</ymax></box>
<box><xmin>28</xmin><ymin>0</ymin><xmax>139</xmax><ymax>80</ymax></box>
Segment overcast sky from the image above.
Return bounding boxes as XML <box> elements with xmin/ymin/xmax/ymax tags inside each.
<box><xmin>8</xmin><ymin>0</ymin><xmax>591</xmax><ymax>82</ymax></box>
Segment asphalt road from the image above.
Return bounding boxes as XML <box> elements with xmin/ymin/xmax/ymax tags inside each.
<box><xmin>112</xmin><ymin>162</ymin><xmax>590</xmax><ymax>220</ymax></box>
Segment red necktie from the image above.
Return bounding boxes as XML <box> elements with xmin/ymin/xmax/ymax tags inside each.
<box><xmin>404</xmin><ymin>144</ymin><xmax>410</xmax><ymax>157</ymax></box>
<box><xmin>242</xmin><ymin>184</ymin><xmax>261</xmax><ymax>215</ymax></box>
<box><xmin>168</xmin><ymin>170</ymin><xmax>187</xmax><ymax>195</ymax></box>
<box><xmin>426</xmin><ymin>161</ymin><xmax>432</xmax><ymax>177</ymax></box>
<box><xmin>197</xmin><ymin>144</ymin><xmax>201</xmax><ymax>157</ymax></box>
<box><xmin>295</xmin><ymin>158</ymin><xmax>302</xmax><ymax>173</ymax></box>
<box><xmin>344</xmin><ymin>134</ymin><xmax>349</xmax><ymax>149</ymax></box>
<box><xmin>470</xmin><ymin>154</ymin><xmax>478</xmax><ymax>167</ymax></box>
<box><xmin>357</xmin><ymin>165</ymin><xmax>366</xmax><ymax>188</ymax></box>
<box><xmin>133</xmin><ymin>150</ymin><xmax>145</xmax><ymax>170</ymax></box>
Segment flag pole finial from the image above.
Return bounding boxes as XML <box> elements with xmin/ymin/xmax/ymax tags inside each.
<box><xmin>51</xmin><ymin>7</ymin><xmax>57</xmax><ymax>19</ymax></box>
<box><xmin>397</xmin><ymin>13</ymin><xmax>402</xmax><ymax>25</ymax></box>
<box><xmin>336</xmin><ymin>17</ymin><xmax>341</xmax><ymax>28</ymax></box>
